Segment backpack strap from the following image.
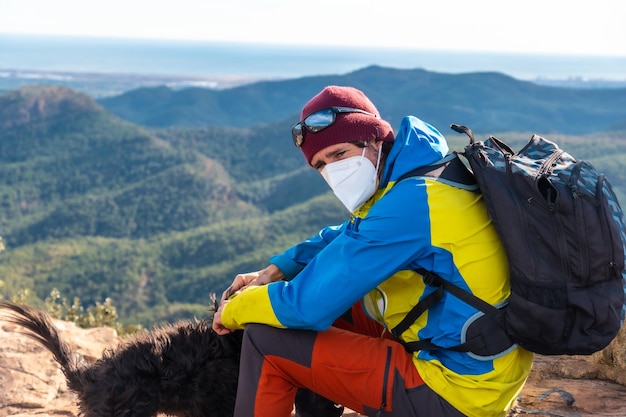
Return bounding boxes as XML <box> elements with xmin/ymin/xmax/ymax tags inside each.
<box><xmin>396</xmin><ymin>153</ymin><xmax>478</xmax><ymax>191</ymax></box>
<box><xmin>392</xmin><ymin>154</ymin><xmax>514</xmax><ymax>356</ymax></box>
<box><xmin>392</xmin><ymin>269</ymin><xmax>515</xmax><ymax>357</ymax></box>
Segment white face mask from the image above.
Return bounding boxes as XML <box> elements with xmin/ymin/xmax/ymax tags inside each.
<box><xmin>321</xmin><ymin>145</ymin><xmax>382</xmax><ymax>212</ymax></box>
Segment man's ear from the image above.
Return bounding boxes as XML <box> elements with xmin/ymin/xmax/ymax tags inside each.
<box><xmin>372</xmin><ymin>140</ymin><xmax>384</xmax><ymax>153</ymax></box>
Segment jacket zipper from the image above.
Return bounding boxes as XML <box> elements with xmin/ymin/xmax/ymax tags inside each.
<box><xmin>376</xmin><ymin>346</ymin><xmax>392</xmax><ymax>417</ymax></box>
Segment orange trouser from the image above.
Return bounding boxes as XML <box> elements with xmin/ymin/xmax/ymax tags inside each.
<box><xmin>234</xmin><ymin>303</ymin><xmax>465</xmax><ymax>417</ymax></box>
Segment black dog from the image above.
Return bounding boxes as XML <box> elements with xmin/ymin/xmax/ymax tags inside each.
<box><xmin>0</xmin><ymin>300</ymin><xmax>346</xmax><ymax>417</ymax></box>
<box><xmin>0</xmin><ymin>300</ymin><xmax>242</xmax><ymax>417</ymax></box>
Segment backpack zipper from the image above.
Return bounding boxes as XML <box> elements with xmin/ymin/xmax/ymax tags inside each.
<box><xmin>596</xmin><ymin>174</ymin><xmax>620</xmax><ymax>276</ymax></box>
<box><xmin>569</xmin><ymin>160</ymin><xmax>590</xmax><ymax>283</ymax></box>
<box><xmin>539</xmin><ymin>149</ymin><xmax>574</xmax><ymax>285</ymax></box>
<box><xmin>505</xmin><ymin>153</ymin><xmax>538</xmax><ymax>280</ymax></box>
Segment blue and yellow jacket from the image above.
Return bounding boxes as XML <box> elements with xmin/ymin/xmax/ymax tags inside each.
<box><xmin>221</xmin><ymin>115</ymin><xmax>534</xmax><ymax>417</ymax></box>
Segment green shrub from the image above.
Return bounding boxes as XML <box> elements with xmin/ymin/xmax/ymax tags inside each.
<box><xmin>3</xmin><ymin>287</ymin><xmax>142</xmax><ymax>336</ymax></box>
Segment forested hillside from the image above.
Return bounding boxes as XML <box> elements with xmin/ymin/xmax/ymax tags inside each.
<box><xmin>1</xmin><ymin>74</ymin><xmax>626</xmax><ymax>326</ymax></box>
<box><xmin>0</xmin><ymin>85</ymin><xmax>342</xmax><ymax>324</ymax></box>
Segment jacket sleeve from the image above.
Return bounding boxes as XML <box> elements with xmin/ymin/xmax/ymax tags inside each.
<box><xmin>269</xmin><ymin>221</ymin><xmax>349</xmax><ymax>279</ymax></box>
<box><xmin>221</xmin><ymin>181</ymin><xmax>434</xmax><ymax>331</ymax></box>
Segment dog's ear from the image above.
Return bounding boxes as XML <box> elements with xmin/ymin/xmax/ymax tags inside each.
<box><xmin>208</xmin><ymin>293</ymin><xmax>218</xmax><ymax>313</ymax></box>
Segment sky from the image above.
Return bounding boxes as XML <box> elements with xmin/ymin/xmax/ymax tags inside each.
<box><xmin>1</xmin><ymin>0</ymin><xmax>625</xmax><ymax>57</ymax></box>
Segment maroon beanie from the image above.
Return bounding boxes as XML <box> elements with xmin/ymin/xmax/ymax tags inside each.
<box><xmin>298</xmin><ymin>86</ymin><xmax>394</xmax><ymax>164</ymax></box>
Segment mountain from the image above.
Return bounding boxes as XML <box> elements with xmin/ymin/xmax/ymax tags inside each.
<box><xmin>0</xmin><ymin>85</ymin><xmax>342</xmax><ymax>324</ymax></box>
<box><xmin>97</xmin><ymin>66</ymin><xmax>626</xmax><ymax>135</ymax></box>
<box><xmin>1</xmin><ymin>81</ymin><xmax>626</xmax><ymax>325</ymax></box>
<box><xmin>0</xmin><ymin>86</ymin><xmax>254</xmax><ymax>243</ymax></box>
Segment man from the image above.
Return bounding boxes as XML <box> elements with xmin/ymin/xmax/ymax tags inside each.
<box><xmin>212</xmin><ymin>85</ymin><xmax>534</xmax><ymax>417</ymax></box>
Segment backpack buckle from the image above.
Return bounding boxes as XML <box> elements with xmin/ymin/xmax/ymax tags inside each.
<box><xmin>419</xmin><ymin>270</ymin><xmax>442</xmax><ymax>287</ymax></box>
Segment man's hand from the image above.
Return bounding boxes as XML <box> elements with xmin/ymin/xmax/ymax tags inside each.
<box><xmin>214</xmin><ymin>264</ymin><xmax>285</xmax><ymax>334</ymax></box>
<box><xmin>220</xmin><ymin>264</ymin><xmax>285</xmax><ymax>303</ymax></box>
<box><xmin>211</xmin><ymin>299</ymin><xmax>232</xmax><ymax>335</ymax></box>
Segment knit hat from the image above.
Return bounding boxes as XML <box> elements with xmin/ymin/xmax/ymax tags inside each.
<box><xmin>297</xmin><ymin>86</ymin><xmax>394</xmax><ymax>164</ymax></box>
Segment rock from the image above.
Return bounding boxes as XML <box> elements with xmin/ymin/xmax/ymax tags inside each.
<box><xmin>510</xmin><ymin>354</ymin><xmax>626</xmax><ymax>417</ymax></box>
<box><xmin>0</xmin><ymin>318</ymin><xmax>115</xmax><ymax>417</ymax></box>
<box><xmin>1</xmin><ymin>314</ymin><xmax>625</xmax><ymax>417</ymax></box>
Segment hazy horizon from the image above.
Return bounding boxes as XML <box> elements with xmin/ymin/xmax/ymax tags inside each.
<box><xmin>2</xmin><ymin>33</ymin><xmax>625</xmax><ymax>81</ymax></box>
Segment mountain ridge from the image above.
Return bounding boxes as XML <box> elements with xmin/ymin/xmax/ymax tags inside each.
<box><xmin>98</xmin><ymin>65</ymin><xmax>626</xmax><ymax>134</ymax></box>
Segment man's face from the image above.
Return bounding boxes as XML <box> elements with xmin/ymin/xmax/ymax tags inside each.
<box><xmin>310</xmin><ymin>141</ymin><xmax>382</xmax><ymax>173</ymax></box>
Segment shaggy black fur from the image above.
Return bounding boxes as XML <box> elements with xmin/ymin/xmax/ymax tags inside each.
<box><xmin>0</xmin><ymin>300</ymin><xmax>242</xmax><ymax>417</ymax></box>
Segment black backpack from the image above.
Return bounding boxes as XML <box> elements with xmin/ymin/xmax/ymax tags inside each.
<box><xmin>394</xmin><ymin>124</ymin><xmax>626</xmax><ymax>356</ymax></box>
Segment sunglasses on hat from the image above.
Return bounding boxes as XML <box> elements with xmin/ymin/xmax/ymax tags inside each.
<box><xmin>291</xmin><ymin>106</ymin><xmax>377</xmax><ymax>147</ymax></box>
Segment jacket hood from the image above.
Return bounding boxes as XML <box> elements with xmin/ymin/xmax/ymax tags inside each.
<box><xmin>381</xmin><ymin>116</ymin><xmax>450</xmax><ymax>186</ymax></box>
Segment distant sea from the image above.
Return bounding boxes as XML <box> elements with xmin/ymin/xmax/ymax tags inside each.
<box><xmin>1</xmin><ymin>34</ymin><xmax>625</xmax><ymax>96</ymax></box>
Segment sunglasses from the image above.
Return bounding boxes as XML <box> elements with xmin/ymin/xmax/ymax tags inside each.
<box><xmin>291</xmin><ymin>106</ymin><xmax>378</xmax><ymax>147</ymax></box>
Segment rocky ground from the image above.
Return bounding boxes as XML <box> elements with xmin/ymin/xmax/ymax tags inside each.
<box><xmin>1</xmin><ymin>313</ymin><xmax>625</xmax><ymax>417</ymax></box>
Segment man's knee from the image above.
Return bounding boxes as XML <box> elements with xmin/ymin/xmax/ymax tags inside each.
<box><xmin>242</xmin><ymin>324</ymin><xmax>317</xmax><ymax>367</ymax></box>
